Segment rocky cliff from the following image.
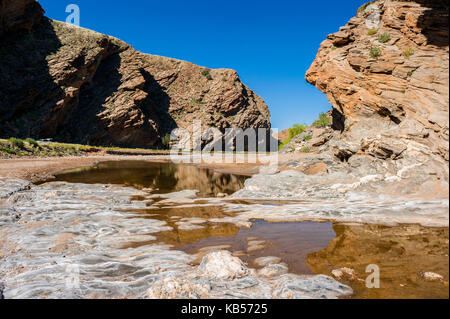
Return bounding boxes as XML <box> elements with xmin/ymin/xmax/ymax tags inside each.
<box><xmin>0</xmin><ymin>0</ymin><xmax>43</xmax><ymax>38</ymax></box>
<box><xmin>0</xmin><ymin>0</ymin><xmax>270</xmax><ymax>148</ymax></box>
<box><xmin>299</xmin><ymin>0</ymin><xmax>448</xmax><ymax>195</ymax></box>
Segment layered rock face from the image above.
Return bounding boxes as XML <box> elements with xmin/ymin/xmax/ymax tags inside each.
<box><xmin>0</xmin><ymin>0</ymin><xmax>270</xmax><ymax>148</ymax></box>
<box><xmin>303</xmin><ymin>0</ymin><xmax>449</xmax><ymax>193</ymax></box>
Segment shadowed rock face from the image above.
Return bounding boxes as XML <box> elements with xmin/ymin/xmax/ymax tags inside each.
<box><xmin>0</xmin><ymin>0</ymin><xmax>43</xmax><ymax>38</ymax></box>
<box><xmin>0</xmin><ymin>0</ymin><xmax>270</xmax><ymax>148</ymax></box>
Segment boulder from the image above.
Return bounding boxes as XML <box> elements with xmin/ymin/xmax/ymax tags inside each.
<box><xmin>198</xmin><ymin>251</ymin><xmax>250</xmax><ymax>280</ymax></box>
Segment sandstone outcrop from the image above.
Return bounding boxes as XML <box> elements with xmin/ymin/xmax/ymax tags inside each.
<box><xmin>0</xmin><ymin>0</ymin><xmax>270</xmax><ymax>148</ymax></box>
<box><xmin>298</xmin><ymin>0</ymin><xmax>449</xmax><ymax>194</ymax></box>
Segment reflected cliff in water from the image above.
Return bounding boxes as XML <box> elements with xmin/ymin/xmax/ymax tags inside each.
<box><xmin>307</xmin><ymin>224</ymin><xmax>449</xmax><ymax>299</ymax></box>
<box><xmin>53</xmin><ymin>160</ymin><xmax>248</xmax><ymax>197</ymax></box>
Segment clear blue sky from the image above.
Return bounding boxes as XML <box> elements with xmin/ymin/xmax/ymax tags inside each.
<box><xmin>39</xmin><ymin>0</ymin><xmax>366</xmax><ymax>130</ymax></box>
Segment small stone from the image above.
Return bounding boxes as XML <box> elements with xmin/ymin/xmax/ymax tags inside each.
<box><xmin>254</xmin><ymin>256</ymin><xmax>282</xmax><ymax>267</ymax></box>
<box><xmin>198</xmin><ymin>251</ymin><xmax>249</xmax><ymax>280</ymax></box>
<box><xmin>145</xmin><ymin>277</ymin><xmax>211</xmax><ymax>299</ymax></box>
<box><xmin>258</xmin><ymin>263</ymin><xmax>289</xmax><ymax>277</ymax></box>
<box><xmin>247</xmin><ymin>240</ymin><xmax>269</xmax><ymax>252</ymax></box>
<box><xmin>331</xmin><ymin>267</ymin><xmax>357</xmax><ymax>280</ymax></box>
<box><xmin>419</xmin><ymin>271</ymin><xmax>444</xmax><ymax>282</ymax></box>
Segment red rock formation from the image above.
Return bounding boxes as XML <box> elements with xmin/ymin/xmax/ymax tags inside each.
<box><xmin>304</xmin><ymin>0</ymin><xmax>448</xmax><ymax>185</ymax></box>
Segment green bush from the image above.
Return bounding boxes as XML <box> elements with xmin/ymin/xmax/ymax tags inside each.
<box><xmin>300</xmin><ymin>147</ymin><xmax>310</xmax><ymax>153</ymax></box>
<box><xmin>278</xmin><ymin>124</ymin><xmax>307</xmax><ymax>150</ymax></box>
<box><xmin>312</xmin><ymin>112</ymin><xmax>331</xmax><ymax>128</ymax></box>
<box><xmin>1</xmin><ymin>147</ymin><xmax>15</xmax><ymax>155</ymax></box>
<box><xmin>370</xmin><ymin>46</ymin><xmax>382</xmax><ymax>58</ymax></box>
<box><xmin>8</xmin><ymin>137</ymin><xmax>24</xmax><ymax>148</ymax></box>
<box><xmin>25</xmin><ymin>138</ymin><xmax>38</xmax><ymax>147</ymax></box>
<box><xmin>402</xmin><ymin>47</ymin><xmax>415</xmax><ymax>58</ymax></box>
<box><xmin>378</xmin><ymin>32</ymin><xmax>390</xmax><ymax>43</ymax></box>
<box><xmin>161</xmin><ymin>133</ymin><xmax>171</xmax><ymax>149</ymax></box>
<box><xmin>201</xmin><ymin>69</ymin><xmax>213</xmax><ymax>81</ymax></box>
<box><xmin>358</xmin><ymin>1</ymin><xmax>376</xmax><ymax>14</ymax></box>
<box><xmin>288</xmin><ymin>124</ymin><xmax>307</xmax><ymax>139</ymax></box>
<box><xmin>367</xmin><ymin>28</ymin><xmax>378</xmax><ymax>36</ymax></box>
<box><xmin>407</xmin><ymin>70</ymin><xmax>414</xmax><ymax>77</ymax></box>
<box><xmin>304</xmin><ymin>135</ymin><xmax>313</xmax><ymax>141</ymax></box>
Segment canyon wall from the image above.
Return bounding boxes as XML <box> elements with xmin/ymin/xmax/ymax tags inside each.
<box><xmin>302</xmin><ymin>0</ymin><xmax>448</xmax><ymax>193</ymax></box>
<box><xmin>0</xmin><ymin>0</ymin><xmax>270</xmax><ymax>148</ymax></box>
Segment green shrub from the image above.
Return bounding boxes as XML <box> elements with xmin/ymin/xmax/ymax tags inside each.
<box><xmin>8</xmin><ymin>137</ymin><xmax>24</xmax><ymax>148</ymax></box>
<box><xmin>25</xmin><ymin>138</ymin><xmax>38</xmax><ymax>147</ymax></box>
<box><xmin>331</xmin><ymin>46</ymin><xmax>337</xmax><ymax>51</ymax></box>
<box><xmin>201</xmin><ymin>69</ymin><xmax>213</xmax><ymax>81</ymax></box>
<box><xmin>1</xmin><ymin>147</ymin><xmax>15</xmax><ymax>155</ymax></box>
<box><xmin>278</xmin><ymin>124</ymin><xmax>307</xmax><ymax>150</ymax></box>
<box><xmin>288</xmin><ymin>124</ymin><xmax>307</xmax><ymax>139</ymax></box>
<box><xmin>378</xmin><ymin>32</ymin><xmax>390</xmax><ymax>43</ymax></box>
<box><xmin>402</xmin><ymin>47</ymin><xmax>415</xmax><ymax>58</ymax></box>
<box><xmin>407</xmin><ymin>70</ymin><xmax>414</xmax><ymax>77</ymax></box>
<box><xmin>358</xmin><ymin>1</ymin><xmax>376</xmax><ymax>14</ymax></box>
<box><xmin>304</xmin><ymin>135</ymin><xmax>313</xmax><ymax>141</ymax></box>
<box><xmin>300</xmin><ymin>147</ymin><xmax>310</xmax><ymax>153</ymax></box>
<box><xmin>191</xmin><ymin>99</ymin><xmax>205</xmax><ymax>105</ymax></box>
<box><xmin>161</xmin><ymin>133</ymin><xmax>171</xmax><ymax>149</ymax></box>
<box><xmin>312</xmin><ymin>112</ymin><xmax>332</xmax><ymax>128</ymax></box>
<box><xmin>370</xmin><ymin>46</ymin><xmax>382</xmax><ymax>58</ymax></box>
<box><xmin>367</xmin><ymin>28</ymin><xmax>378</xmax><ymax>36</ymax></box>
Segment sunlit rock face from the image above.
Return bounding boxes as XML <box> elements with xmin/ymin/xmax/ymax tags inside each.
<box><xmin>302</xmin><ymin>0</ymin><xmax>449</xmax><ymax>195</ymax></box>
<box><xmin>0</xmin><ymin>0</ymin><xmax>270</xmax><ymax>148</ymax></box>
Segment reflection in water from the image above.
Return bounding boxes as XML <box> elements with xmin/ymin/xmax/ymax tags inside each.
<box><xmin>307</xmin><ymin>224</ymin><xmax>449</xmax><ymax>299</ymax></box>
<box><xmin>122</xmin><ymin>206</ymin><xmax>241</xmax><ymax>249</ymax></box>
<box><xmin>176</xmin><ymin>220</ymin><xmax>336</xmax><ymax>275</ymax></box>
<box><xmin>53</xmin><ymin>161</ymin><xmax>248</xmax><ymax>196</ymax></box>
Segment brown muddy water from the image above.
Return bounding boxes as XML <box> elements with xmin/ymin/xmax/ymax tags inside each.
<box><xmin>53</xmin><ymin>160</ymin><xmax>449</xmax><ymax>299</ymax></box>
<box><xmin>53</xmin><ymin>160</ymin><xmax>248</xmax><ymax>196</ymax></box>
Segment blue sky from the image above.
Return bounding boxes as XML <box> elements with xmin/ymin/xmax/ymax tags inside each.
<box><xmin>39</xmin><ymin>0</ymin><xmax>366</xmax><ymax>130</ymax></box>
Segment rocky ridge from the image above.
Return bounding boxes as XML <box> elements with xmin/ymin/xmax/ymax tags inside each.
<box><xmin>0</xmin><ymin>0</ymin><xmax>270</xmax><ymax>148</ymax></box>
<box><xmin>281</xmin><ymin>0</ymin><xmax>448</xmax><ymax>197</ymax></box>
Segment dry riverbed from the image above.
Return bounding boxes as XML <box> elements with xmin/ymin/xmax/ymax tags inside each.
<box><xmin>0</xmin><ymin>155</ymin><xmax>448</xmax><ymax>299</ymax></box>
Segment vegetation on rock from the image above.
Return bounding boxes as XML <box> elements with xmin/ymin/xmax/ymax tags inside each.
<box><xmin>367</xmin><ymin>28</ymin><xmax>378</xmax><ymax>36</ymax></box>
<box><xmin>369</xmin><ymin>46</ymin><xmax>382</xmax><ymax>58</ymax></box>
<box><xmin>402</xmin><ymin>47</ymin><xmax>415</xmax><ymax>58</ymax></box>
<box><xmin>312</xmin><ymin>112</ymin><xmax>332</xmax><ymax>128</ymax></box>
<box><xmin>377</xmin><ymin>32</ymin><xmax>390</xmax><ymax>43</ymax></box>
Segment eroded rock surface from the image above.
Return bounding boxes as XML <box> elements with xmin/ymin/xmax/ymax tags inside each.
<box><xmin>0</xmin><ymin>0</ymin><xmax>270</xmax><ymax>148</ymax></box>
<box><xmin>283</xmin><ymin>0</ymin><xmax>449</xmax><ymax>196</ymax></box>
<box><xmin>146</xmin><ymin>251</ymin><xmax>352</xmax><ymax>299</ymax></box>
<box><xmin>0</xmin><ymin>179</ymin><xmax>352</xmax><ymax>299</ymax></box>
